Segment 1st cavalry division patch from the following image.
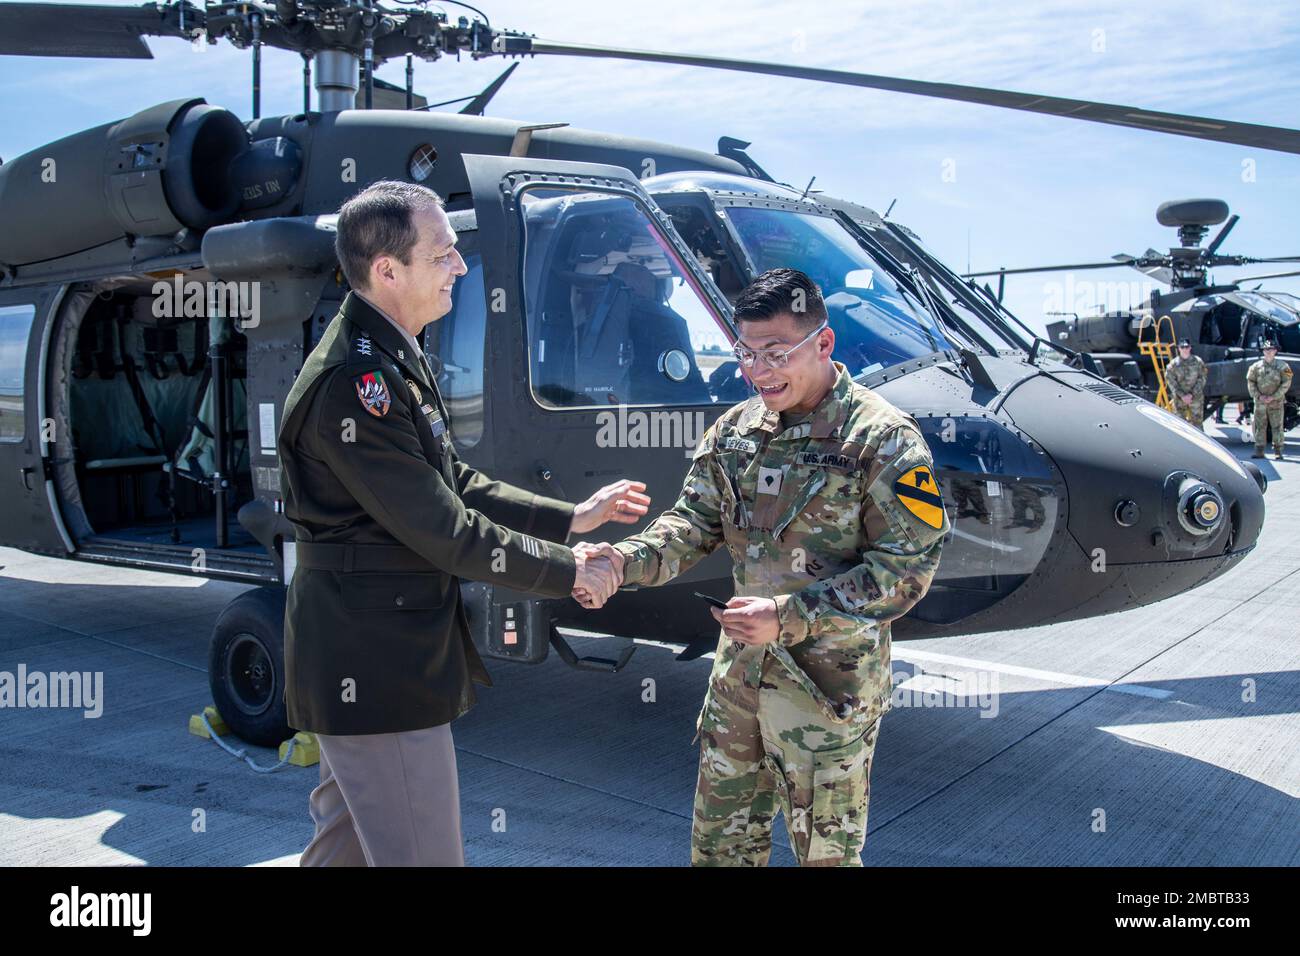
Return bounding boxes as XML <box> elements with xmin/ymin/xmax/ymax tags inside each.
<box><xmin>355</xmin><ymin>370</ymin><xmax>391</xmax><ymax>418</ymax></box>
<box><xmin>893</xmin><ymin>465</ymin><xmax>944</xmax><ymax>529</ymax></box>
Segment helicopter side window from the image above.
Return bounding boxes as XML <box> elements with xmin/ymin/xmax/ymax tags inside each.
<box><xmin>722</xmin><ymin>206</ymin><xmax>952</xmax><ymax>376</ymax></box>
<box><xmin>425</xmin><ymin>247</ymin><xmax>486</xmax><ymax>449</ymax></box>
<box><xmin>1199</xmin><ymin>301</ymin><xmax>1242</xmax><ymax>347</ymax></box>
<box><xmin>0</xmin><ymin>304</ymin><xmax>36</xmax><ymax>441</ymax></box>
<box><xmin>659</xmin><ymin>200</ymin><xmax>748</xmax><ymax>303</ymax></box>
<box><xmin>520</xmin><ymin>188</ymin><xmax>730</xmax><ymax>409</ymax></box>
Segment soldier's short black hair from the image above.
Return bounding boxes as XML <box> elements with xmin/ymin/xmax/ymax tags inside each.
<box><xmin>336</xmin><ymin>181</ymin><xmax>446</xmax><ymax>291</ymax></box>
<box><xmin>733</xmin><ymin>268</ymin><xmax>827</xmax><ymax>332</ymax></box>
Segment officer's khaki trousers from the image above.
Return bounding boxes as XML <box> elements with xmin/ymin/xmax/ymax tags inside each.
<box><xmin>299</xmin><ymin>723</ymin><xmax>464</xmax><ymax>866</ymax></box>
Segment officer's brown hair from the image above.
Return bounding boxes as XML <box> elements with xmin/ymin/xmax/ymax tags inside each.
<box><xmin>336</xmin><ymin>181</ymin><xmax>446</xmax><ymax>292</ymax></box>
<box><xmin>733</xmin><ymin>268</ymin><xmax>827</xmax><ymax>332</ymax></box>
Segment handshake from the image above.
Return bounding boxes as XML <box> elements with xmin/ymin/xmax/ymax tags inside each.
<box><xmin>570</xmin><ymin>542</ymin><xmax>626</xmax><ymax>609</ymax></box>
<box><xmin>565</xmin><ymin>478</ymin><xmax>651</xmax><ymax>609</ymax></box>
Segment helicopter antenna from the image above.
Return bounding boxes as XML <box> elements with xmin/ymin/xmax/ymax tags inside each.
<box><xmin>883</xmin><ymin>198</ymin><xmax>896</xmax><ymax>219</ymax></box>
<box><xmin>302</xmin><ymin>51</ymin><xmax>312</xmax><ymax>112</ymax></box>
<box><xmin>800</xmin><ymin>176</ymin><xmax>815</xmax><ymax>200</ymax></box>
<box><xmin>248</xmin><ymin>5</ymin><xmax>262</xmax><ymax>119</ymax></box>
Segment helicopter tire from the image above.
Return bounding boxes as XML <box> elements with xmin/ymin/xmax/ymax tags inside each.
<box><xmin>208</xmin><ymin>587</ymin><xmax>291</xmax><ymax>748</ymax></box>
<box><xmin>1285</xmin><ymin>400</ymin><xmax>1300</xmax><ymax>433</ymax></box>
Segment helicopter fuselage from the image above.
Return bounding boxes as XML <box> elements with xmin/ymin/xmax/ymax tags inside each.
<box><xmin>0</xmin><ymin>102</ymin><xmax>1267</xmax><ymax>672</ymax></box>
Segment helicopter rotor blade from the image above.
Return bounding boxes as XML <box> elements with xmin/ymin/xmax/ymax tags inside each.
<box><xmin>1118</xmin><ymin>249</ymin><xmax>1175</xmax><ymax>286</ymax></box>
<box><xmin>963</xmin><ymin>259</ymin><xmax>1137</xmax><ymax>278</ymax></box>
<box><xmin>496</xmin><ymin>36</ymin><xmax>1300</xmax><ymax>155</ymax></box>
<box><xmin>1204</xmin><ymin>214</ymin><xmax>1239</xmax><ymax>256</ymax></box>
<box><xmin>1234</xmin><ymin>270</ymin><xmax>1300</xmax><ymax>282</ymax></box>
<box><xmin>0</xmin><ymin>2</ymin><xmax>203</xmax><ymax>59</ymax></box>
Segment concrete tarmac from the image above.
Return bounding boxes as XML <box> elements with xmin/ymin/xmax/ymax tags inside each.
<box><xmin>0</xmin><ymin>420</ymin><xmax>1295</xmax><ymax>866</ymax></box>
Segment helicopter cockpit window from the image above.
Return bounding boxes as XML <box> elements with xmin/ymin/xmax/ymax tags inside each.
<box><xmin>425</xmin><ymin>249</ymin><xmax>486</xmax><ymax>449</ymax></box>
<box><xmin>519</xmin><ymin>187</ymin><xmax>731</xmax><ymax>409</ymax></box>
<box><xmin>721</xmin><ymin>206</ymin><xmax>952</xmax><ymax>376</ymax></box>
<box><xmin>867</xmin><ymin>221</ymin><xmax>1032</xmax><ymax>353</ymax></box>
<box><xmin>1261</xmin><ymin>292</ymin><xmax>1300</xmax><ymax>314</ymax></box>
<box><xmin>0</xmin><ymin>304</ymin><xmax>35</xmax><ymax>442</ymax></box>
<box><xmin>1228</xmin><ymin>292</ymin><xmax>1300</xmax><ymax>328</ymax></box>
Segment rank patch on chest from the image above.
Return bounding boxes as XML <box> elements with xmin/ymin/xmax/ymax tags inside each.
<box><xmin>757</xmin><ymin>465</ymin><xmax>784</xmax><ymax>495</ymax></box>
<box><xmin>406</xmin><ymin>378</ymin><xmax>422</xmax><ymax>404</ymax></box>
<box><xmin>893</xmin><ymin>465</ymin><xmax>944</xmax><ymax>529</ymax></box>
<box><xmin>354</xmin><ymin>370</ymin><xmax>391</xmax><ymax>418</ymax></box>
<box><xmin>723</xmin><ymin>436</ymin><xmax>759</xmax><ymax>454</ymax></box>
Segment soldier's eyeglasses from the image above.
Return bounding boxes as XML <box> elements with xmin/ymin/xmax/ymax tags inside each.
<box><xmin>732</xmin><ymin>322</ymin><xmax>828</xmax><ymax>370</ymax></box>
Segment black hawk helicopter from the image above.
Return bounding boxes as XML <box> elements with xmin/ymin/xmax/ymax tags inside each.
<box><xmin>966</xmin><ymin>199</ymin><xmax>1300</xmax><ymax>429</ymax></box>
<box><xmin>0</xmin><ymin>1</ymin><xmax>1288</xmax><ymax>744</ymax></box>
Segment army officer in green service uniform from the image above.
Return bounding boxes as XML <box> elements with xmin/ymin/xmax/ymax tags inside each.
<box><xmin>279</xmin><ymin>181</ymin><xmax>648</xmax><ymax>866</ymax></box>
<box><xmin>575</xmin><ymin>269</ymin><xmax>949</xmax><ymax>866</ymax></box>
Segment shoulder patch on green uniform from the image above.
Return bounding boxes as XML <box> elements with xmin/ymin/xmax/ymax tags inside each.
<box><xmin>354</xmin><ymin>369</ymin><xmax>392</xmax><ymax>418</ymax></box>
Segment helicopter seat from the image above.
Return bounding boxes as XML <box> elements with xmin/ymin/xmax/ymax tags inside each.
<box><xmin>615</xmin><ymin>262</ymin><xmax>707</xmax><ymax>402</ymax></box>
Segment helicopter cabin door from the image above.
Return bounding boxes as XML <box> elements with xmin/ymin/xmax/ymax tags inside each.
<box><xmin>461</xmin><ymin>153</ymin><xmax>743</xmax><ymax>565</ymax></box>
<box><xmin>0</xmin><ymin>285</ymin><xmax>73</xmax><ymax>555</ymax></box>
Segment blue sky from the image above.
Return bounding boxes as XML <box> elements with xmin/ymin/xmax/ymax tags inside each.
<box><xmin>1</xmin><ymin>0</ymin><xmax>1297</xmax><ymax>332</ymax></box>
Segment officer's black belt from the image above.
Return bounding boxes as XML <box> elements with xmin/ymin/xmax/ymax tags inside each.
<box><xmin>295</xmin><ymin>542</ymin><xmax>438</xmax><ymax>573</ymax></box>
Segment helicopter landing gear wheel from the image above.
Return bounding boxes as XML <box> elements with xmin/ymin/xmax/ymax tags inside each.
<box><xmin>208</xmin><ymin>587</ymin><xmax>290</xmax><ymax>747</ymax></box>
<box><xmin>1284</xmin><ymin>399</ymin><xmax>1299</xmax><ymax>432</ymax></box>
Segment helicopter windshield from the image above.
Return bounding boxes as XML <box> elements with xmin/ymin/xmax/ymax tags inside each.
<box><xmin>1227</xmin><ymin>291</ymin><xmax>1300</xmax><ymax>327</ymax></box>
<box><xmin>1260</xmin><ymin>291</ymin><xmax>1300</xmax><ymax>314</ymax></box>
<box><xmin>721</xmin><ymin>206</ymin><xmax>952</xmax><ymax>376</ymax></box>
<box><xmin>868</xmin><ymin>221</ymin><xmax>1035</xmax><ymax>353</ymax></box>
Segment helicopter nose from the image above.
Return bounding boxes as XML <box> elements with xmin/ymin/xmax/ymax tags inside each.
<box><xmin>998</xmin><ymin>370</ymin><xmax>1263</xmax><ymax>598</ymax></box>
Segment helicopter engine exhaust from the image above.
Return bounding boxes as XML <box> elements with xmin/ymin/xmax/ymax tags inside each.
<box><xmin>0</xmin><ymin>98</ymin><xmax>251</xmax><ymax>267</ymax></box>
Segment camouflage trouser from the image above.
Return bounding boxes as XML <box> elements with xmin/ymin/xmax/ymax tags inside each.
<box><xmin>691</xmin><ymin>642</ymin><xmax>884</xmax><ymax>867</ymax></box>
<box><xmin>1173</xmin><ymin>394</ymin><xmax>1204</xmax><ymax>429</ymax></box>
<box><xmin>1253</xmin><ymin>397</ymin><xmax>1285</xmax><ymax>452</ymax></box>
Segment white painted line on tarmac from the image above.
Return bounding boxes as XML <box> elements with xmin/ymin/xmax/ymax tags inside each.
<box><xmin>894</xmin><ymin>647</ymin><xmax>1174</xmax><ymax>699</ymax></box>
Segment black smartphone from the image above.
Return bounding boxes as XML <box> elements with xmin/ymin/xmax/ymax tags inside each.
<box><xmin>694</xmin><ymin>591</ymin><xmax>731</xmax><ymax>610</ymax></box>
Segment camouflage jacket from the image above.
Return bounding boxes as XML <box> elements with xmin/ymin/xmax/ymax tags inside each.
<box><xmin>1165</xmin><ymin>355</ymin><xmax>1207</xmax><ymax>396</ymax></box>
<box><xmin>614</xmin><ymin>361</ymin><xmax>949</xmax><ymax>717</ymax></box>
<box><xmin>1247</xmin><ymin>358</ymin><xmax>1293</xmax><ymax>401</ymax></box>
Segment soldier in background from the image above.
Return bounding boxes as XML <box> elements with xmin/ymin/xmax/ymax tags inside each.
<box><xmin>575</xmin><ymin>269</ymin><xmax>948</xmax><ymax>866</ymax></box>
<box><xmin>1165</xmin><ymin>339</ymin><xmax>1207</xmax><ymax>430</ymax></box>
<box><xmin>1246</xmin><ymin>340</ymin><xmax>1293</xmax><ymax>460</ymax></box>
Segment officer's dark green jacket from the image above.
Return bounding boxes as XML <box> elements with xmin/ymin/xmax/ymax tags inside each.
<box><xmin>278</xmin><ymin>292</ymin><xmax>577</xmax><ymax>735</ymax></box>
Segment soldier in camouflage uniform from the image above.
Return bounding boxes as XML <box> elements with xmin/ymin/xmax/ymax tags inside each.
<box><xmin>1165</xmin><ymin>339</ymin><xmax>1207</xmax><ymax>430</ymax></box>
<box><xmin>1247</xmin><ymin>340</ymin><xmax>1293</xmax><ymax>459</ymax></box>
<box><xmin>580</xmin><ymin>270</ymin><xmax>948</xmax><ymax>866</ymax></box>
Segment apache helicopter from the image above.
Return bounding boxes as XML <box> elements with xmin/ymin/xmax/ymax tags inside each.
<box><xmin>0</xmin><ymin>1</ymin><xmax>1289</xmax><ymax>745</ymax></box>
<box><xmin>965</xmin><ymin>199</ymin><xmax>1300</xmax><ymax>428</ymax></box>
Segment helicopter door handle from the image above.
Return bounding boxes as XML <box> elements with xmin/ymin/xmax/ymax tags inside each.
<box><xmin>19</xmin><ymin>466</ymin><xmax>35</xmax><ymax>491</ymax></box>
